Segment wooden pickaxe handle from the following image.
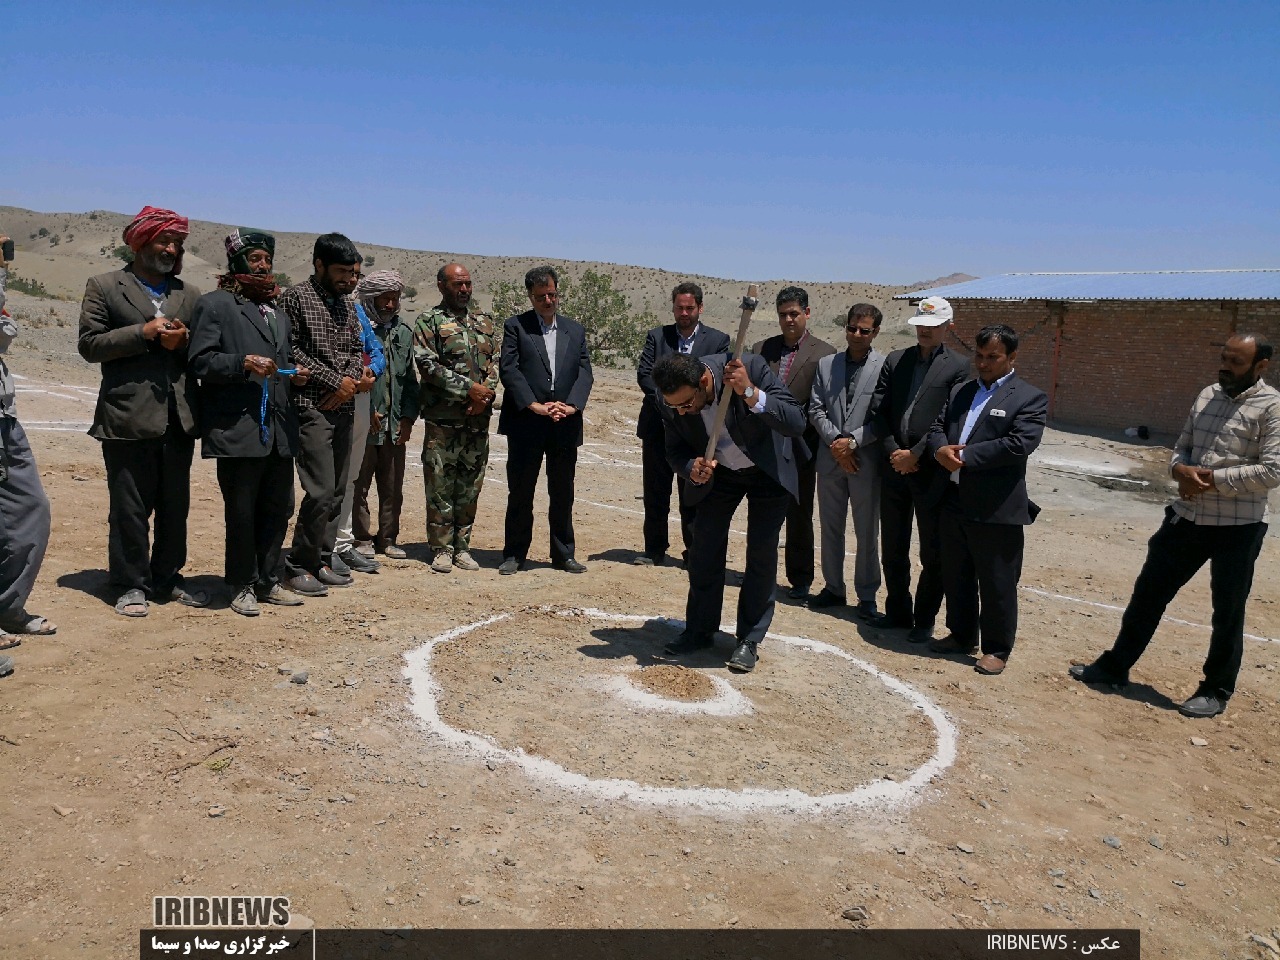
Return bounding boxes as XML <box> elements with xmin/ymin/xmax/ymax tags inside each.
<box><xmin>704</xmin><ymin>284</ymin><xmax>759</xmax><ymax>461</ymax></box>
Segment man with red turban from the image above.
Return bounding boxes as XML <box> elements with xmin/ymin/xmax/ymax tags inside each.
<box><xmin>78</xmin><ymin>206</ymin><xmax>207</xmax><ymax>617</ymax></box>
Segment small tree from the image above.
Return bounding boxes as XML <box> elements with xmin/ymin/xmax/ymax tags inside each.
<box><xmin>364</xmin><ymin>253</ymin><xmax>376</xmax><ymax>266</ymax></box>
<box><xmin>273</xmin><ymin>272</ymin><xmax>293</xmax><ymax>288</ymax></box>
<box><xmin>488</xmin><ymin>269</ymin><xmax>652</xmax><ymax>369</ymax></box>
<box><xmin>112</xmin><ymin>244</ymin><xmax>134</xmax><ymax>264</ymax></box>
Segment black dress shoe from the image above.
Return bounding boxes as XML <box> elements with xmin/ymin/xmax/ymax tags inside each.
<box><xmin>327</xmin><ymin>552</ymin><xmax>352</xmax><ymax>576</ymax></box>
<box><xmin>1068</xmin><ymin>661</ymin><xmax>1128</xmax><ymax>687</ymax></box>
<box><xmin>1179</xmin><ymin>693</ymin><xmax>1227</xmax><ymax>718</ymax></box>
<box><xmin>906</xmin><ymin>626</ymin><xmax>934</xmax><ymax>644</ymax></box>
<box><xmin>338</xmin><ymin>548</ymin><xmax>380</xmax><ymax>574</ymax></box>
<box><xmin>633</xmin><ymin>553</ymin><xmax>667</xmax><ymax>567</ymax></box>
<box><xmin>498</xmin><ymin>557</ymin><xmax>521</xmax><ymax>575</ymax></box>
<box><xmin>727</xmin><ymin>641</ymin><xmax>758</xmax><ymax>673</ymax></box>
<box><xmin>285</xmin><ymin>574</ymin><xmax>329</xmax><ymax>597</ymax></box>
<box><xmin>808</xmin><ymin>589</ymin><xmax>847</xmax><ymax>610</ymax></box>
<box><xmin>316</xmin><ymin>565</ymin><xmax>353</xmax><ymax>587</ymax></box>
<box><xmin>787</xmin><ymin>584</ymin><xmax>811</xmax><ymax>601</ymax></box>
<box><xmin>929</xmin><ymin>635</ymin><xmax>978</xmax><ymax>656</ymax></box>
<box><xmin>663</xmin><ymin>632</ymin><xmax>714</xmax><ymax>657</ymax></box>
<box><xmin>853</xmin><ymin>600</ymin><xmax>881</xmax><ymax>621</ymax></box>
<box><xmin>555</xmin><ymin>559</ymin><xmax>587</xmax><ymax>574</ymax></box>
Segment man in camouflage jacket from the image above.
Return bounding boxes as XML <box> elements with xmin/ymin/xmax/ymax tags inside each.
<box><xmin>413</xmin><ymin>262</ymin><xmax>499</xmax><ymax>572</ymax></box>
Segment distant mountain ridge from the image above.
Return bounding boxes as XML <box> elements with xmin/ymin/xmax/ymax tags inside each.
<box><xmin>903</xmin><ymin>272</ymin><xmax>979</xmax><ymax>292</ymax></box>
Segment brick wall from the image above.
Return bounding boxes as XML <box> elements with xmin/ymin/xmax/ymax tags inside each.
<box><xmin>942</xmin><ymin>300</ymin><xmax>1280</xmax><ymax>434</ymax></box>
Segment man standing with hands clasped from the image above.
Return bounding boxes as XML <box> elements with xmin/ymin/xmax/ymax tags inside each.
<box><xmin>497</xmin><ymin>266</ymin><xmax>594</xmax><ymax>575</ymax></box>
<box><xmin>652</xmin><ymin>351</ymin><xmax>806</xmax><ymax>672</ymax></box>
<box><xmin>79</xmin><ymin>206</ymin><xmax>207</xmax><ymax>618</ymax></box>
<box><xmin>1071</xmin><ymin>334</ymin><xmax>1278</xmax><ymax>718</ymax></box>
<box><xmin>925</xmin><ymin>324</ymin><xmax>1046</xmax><ymax>676</ymax></box>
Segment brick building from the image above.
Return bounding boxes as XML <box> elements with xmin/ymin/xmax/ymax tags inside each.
<box><xmin>894</xmin><ymin>270</ymin><xmax>1280</xmax><ymax>435</ymax></box>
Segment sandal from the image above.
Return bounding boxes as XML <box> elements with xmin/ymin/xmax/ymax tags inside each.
<box><xmin>0</xmin><ymin>633</ymin><xmax>19</xmax><ymax>651</ymax></box>
<box><xmin>0</xmin><ymin>615</ymin><xmax>56</xmax><ymax>636</ymax></box>
<box><xmin>114</xmin><ymin>589</ymin><xmax>149</xmax><ymax>618</ymax></box>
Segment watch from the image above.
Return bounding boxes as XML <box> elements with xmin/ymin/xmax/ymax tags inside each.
<box><xmin>743</xmin><ymin>385</ymin><xmax>757</xmax><ymax>400</ymax></box>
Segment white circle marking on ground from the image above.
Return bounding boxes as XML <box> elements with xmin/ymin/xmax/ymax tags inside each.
<box><xmin>404</xmin><ymin>607</ymin><xmax>958</xmax><ymax>815</ymax></box>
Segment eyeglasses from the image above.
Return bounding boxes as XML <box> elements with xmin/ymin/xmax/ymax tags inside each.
<box><xmin>845</xmin><ymin>326</ymin><xmax>876</xmax><ymax>336</ymax></box>
<box><xmin>664</xmin><ymin>395</ymin><xmax>700</xmax><ymax>413</ymax></box>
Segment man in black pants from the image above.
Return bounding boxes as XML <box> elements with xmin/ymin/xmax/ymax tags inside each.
<box><xmin>867</xmin><ymin>296</ymin><xmax>970</xmax><ymax>641</ymax></box>
<box><xmin>280</xmin><ymin>234</ymin><xmax>370</xmax><ymax>596</ymax></box>
<box><xmin>189</xmin><ymin>230</ymin><xmax>311</xmax><ymax>615</ymax></box>
<box><xmin>78</xmin><ymin>206</ymin><xmax>207</xmax><ymax>617</ymax></box>
<box><xmin>634</xmin><ymin>282</ymin><xmax>730</xmax><ymax>566</ymax></box>
<box><xmin>653</xmin><ymin>352</ymin><xmax>806</xmax><ymax>673</ymax></box>
<box><xmin>497</xmin><ymin>266</ymin><xmax>594</xmax><ymax>575</ymax></box>
<box><xmin>1071</xmin><ymin>334</ymin><xmax>1278</xmax><ymax>718</ymax></box>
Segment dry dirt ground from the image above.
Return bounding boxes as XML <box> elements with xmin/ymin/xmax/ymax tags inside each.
<box><xmin>1</xmin><ymin>321</ymin><xmax>1278</xmax><ymax>960</ymax></box>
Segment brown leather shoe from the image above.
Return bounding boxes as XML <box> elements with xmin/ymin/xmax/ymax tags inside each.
<box><xmin>929</xmin><ymin>635</ymin><xmax>978</xmax><ymax>656</ymax></box>
<box><xmin>974</xmin><ymin>654</ymin><xmax>1007</xmax><ymax>675</ymax></box>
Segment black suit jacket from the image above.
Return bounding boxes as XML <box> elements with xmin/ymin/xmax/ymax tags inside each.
<box><xmin>925</xmin><ymin>373</ymin><xmax>1048</xmax><ymax>525</ymax></box>
<box><xmin>661</xmin><ymin>353</ymin><xmax>807</xmax><ymax>504</ymax></box>
<box><xmin>78</xmin><ymin>267</ymin><xmax>201</xmax><ymax>440</ymax></box>
<box><xmin>188</xmin><ymin>289</ymin><xmax>299</xmax><ymax>459</ymax></box>
<box><xmin>869</xmin><ymin>344</ymin><xmax>971</xmax><ymax>499</ymax></box>
<box><xmin>752</xmin><ymin>331</ymin><xmax>837</xmax><ymax>462</ymax></box>
<box><xmin>635</xmin><ymin>323</ymin><xmax>731</xmax><ymax>441</ymax></box>
<box><xmin>497</xmin><ymin>311</ymin><xmax>594</xmax><ymax>449</ymax></box>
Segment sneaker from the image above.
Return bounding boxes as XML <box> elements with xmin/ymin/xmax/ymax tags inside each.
<box><xmin>0</xmin><ymin>654</ymin><xmax>13</xmax><ymax>678</ymax></box>
<box><xmin>453</xmin><ymin>551</ymin><xmax>481</xmax><ymax>571</ymax></box>
<box><xmin>381</xmin><ymin>544</ymin><xmax>408</xmax><ymax>560</ymax></box>
<box><xmin>498</xmin><ymin>557</ymin><xmax>521</xmax><ymax>575</ymax></box>
<box><xmin>166</xmin><ymin>585</ymin><xmax>210</xmax><ymax>608</ymax></box>
<box><xmin>354</xmin><ymin>541</ymin><xmax>377</xmax><ymax>559</ymax></box>
<box><xmin>230</xmin><ymin>586</ymin><xmax>260</xmax><ymax>617</ymax></box>
<box><xmin>1179</xmin><ymin>693</ymin><xmax>1227</xmax><ymax>718</ymax></box>
<box><xmin>431</xmin><ymin>550</ymin><xmax>454</xmax><ymax>574</ymax></box>
<box><xmin>727</xmin><ymin>641</ymin><xmax>759</xmax><ymax>673</ymax></box>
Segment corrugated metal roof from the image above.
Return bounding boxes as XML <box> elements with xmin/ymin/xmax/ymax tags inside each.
<box><xmin>894</xmin><ymin>269</ymin><xmax>1280</xmax><ymax>302</ymax></box>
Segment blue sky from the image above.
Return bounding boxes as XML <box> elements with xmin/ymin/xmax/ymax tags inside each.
<box><xmin>3</xmin><ymin>1</ymin><xmax>1276</xmax><ymax>284</ymax></box>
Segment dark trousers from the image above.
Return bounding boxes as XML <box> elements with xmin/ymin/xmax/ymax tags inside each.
<box><xmin>353</xmin><ymin>441</ymin><xmax>407</xmax><ymax>549</ymax></box>
<box><xmin>0</xmin><ymin>418</ymin><xmax>51</xmax><ymax>625</ymax></box>
<box><xmin>685</xmin><ymin>466</ymin><xmax>791</xmax><ymax>645</ymax></box>
<box><xmin>1098</xmin><ymin>509</ymin><xmax>1267</xmax><ymax>700</ymax></box>
<box><xmin>784</xmin><ymin>455</ymin><xmax>816</xmax><ymax>589</ymax></box>
<box><xmin>503</xmin><ymin>438</ymin><xmax>577</xmax><ymax>565</ymax></box>
<box><xmin>216</xmin><ymin>452</ymin><xmax>294</xmax><ymax>589</ymax></box>
<box><xmin>939</xmin><ymin>504</ymin><xmax>1024</xmax><ymax>659</ymax></box>
<box><xmin>288</xmin><ymin>406</ymin><xmax>353</xmax><ymax>577</ymax></box>
<box><xmin>880</xmin><ymin>468</ymin><xmax>945</xmax><ymax>628</ymax></box>
<box><xmin>100</xmin><ymin>425</ymin><xmax>194</xmax><ymax>597</ymax></box>
<box><xmin>640</xmin><ymin>433</ymin><xmax>694</xmax><ymax>559</ymax></box>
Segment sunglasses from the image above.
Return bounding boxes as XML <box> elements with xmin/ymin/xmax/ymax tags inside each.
<box><xmin>845</xmin><ymin>325</ymin><xmax>877</xmax><ymax>335</ymax></box>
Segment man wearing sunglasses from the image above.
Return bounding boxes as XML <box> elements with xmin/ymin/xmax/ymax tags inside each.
<box><xmin>651</xmin><ymin>351</ymin><xmax>806</xmax><ymax>672</ymax></box>
<box><xmin>807</xmin><ymin>304</ymin><xmax>888</xmax><ymax>619</ymax></box>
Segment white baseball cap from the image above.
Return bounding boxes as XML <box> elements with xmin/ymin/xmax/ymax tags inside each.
<box><xmin>908</xmin><ymin>296</ymin><xmax>953</xmax><ymax>326</ymax></box>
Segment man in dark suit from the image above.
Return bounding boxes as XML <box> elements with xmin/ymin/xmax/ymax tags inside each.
<box><xmin>78</xmin><ymin>206</ymin><xmax>207</xmax><ymax>617</ymax></box>
<box><xmin>497</xmin><ymin>266</ymin><xmax>594</xmax><ymax>574</ymax></box>
<box><xmin>634</xmin><ymin>281</ymin><xmax>730</xmax><ymax>566</ymax></box>
<box><xmin>868</xmin><ymin>296</ymin><xmax>971</xmax><ymax>640</ymax></box>
<box><xmin>189</xmin><ymin>231</ymin><xmax>311</xmax><ymax>616</ymax></box>
<box><xmin>752</xmin><ymin>286</ymin><xmax>836</xmax><ymax>600</ymax></box>
<box><xmin>925</xmin><ymin>323</ymin><xmax>1047</xmax><ymax>676</ymax></box>
<box><xmin>653</xmin><ymin>352</ymin><xmax>807</xmax><ymax>672</ymax></box>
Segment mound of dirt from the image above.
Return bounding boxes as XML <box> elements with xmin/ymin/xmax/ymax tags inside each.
<box><xmin>632</xmin><ymin>664</ymin><xmax>716</xmax><ymax>701</ymax></box>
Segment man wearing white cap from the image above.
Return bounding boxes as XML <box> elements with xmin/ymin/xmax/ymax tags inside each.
<box><xmin>866</xmin><ymin>295</ymin><xmax>970</xmax><ymax>641</ymax></box>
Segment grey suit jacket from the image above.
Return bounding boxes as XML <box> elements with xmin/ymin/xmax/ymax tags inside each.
<box><xmin>808</xmin><ymin>348</ymin><xmax>887</xmax><ymax>478</ymax></box>
<box><xmin>752</xmin><ymin>331</ymin><xmax>837</xmax><ymax>462</ymax></box>
<box><xmin>661</xmin><ymin>353</ymin><xmax>807</xmax><ymax>504</ymax></box>
<box><xmin>497</xmin><ymin>310</ymin><xmax>594</xmax><ymax>449</ymax></box>
<box><xmin>78</xmin><ymin>266</ymin><xmax>200</xmax><ymax>440</ymax></box>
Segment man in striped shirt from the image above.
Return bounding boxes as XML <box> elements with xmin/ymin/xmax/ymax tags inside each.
<box><xmin>1071</xmin><ymin>333</ymin><xmax>1279</xmax><ymax>718</ymax></box>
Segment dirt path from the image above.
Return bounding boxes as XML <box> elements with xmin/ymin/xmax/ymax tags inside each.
<box><xmin>1</xmin><ymin>348</ymin><xmax>1277</xmax><ymax>960</ymax></box>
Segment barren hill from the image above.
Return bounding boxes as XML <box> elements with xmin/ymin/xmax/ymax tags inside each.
<box><xmin>1</xmin><ymin>206</ymin><xmax>925</xmax><ymax>352</ymax></box>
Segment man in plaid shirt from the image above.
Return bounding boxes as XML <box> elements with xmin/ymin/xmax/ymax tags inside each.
<box><xmin>1071</xmin><ymin>333</ymin><xmax>1279</xmax><ymax>718</ymax></box>
<box><xmin>280</xmin><ymin>233</ymin><xmax>372</xmax><ymax>596</ymax></box>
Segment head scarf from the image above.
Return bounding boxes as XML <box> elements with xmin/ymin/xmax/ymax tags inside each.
<box><xmin>217</xmin><ymin>228</ymin><xmax>280</xmax><ymax>304</ymax></box>
<box><xmin>122</xmin><ymin>206</ymin><xmax>189</xmax><ymax>275</ymax></box>
<box><xmin>356</xmin><ymin>269</ymin><xmax>404</xmax><ymax>324</ymax></box>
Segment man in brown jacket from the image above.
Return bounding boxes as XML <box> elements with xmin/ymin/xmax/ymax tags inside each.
<box><xmin>78</xmin><ymin>206</ymin><xmax>207</xmax><ymax>617</ymax></box>
<box><xmin>752</xmin><ymin>286</ymin><xmax>836</xmax><ymax>600</ymax></box>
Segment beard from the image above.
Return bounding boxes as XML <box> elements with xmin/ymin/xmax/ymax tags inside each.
<box><xmin>139</xmin><ymin>248</ymin><xmax>178</xmax><ymax>275</ymax></box>
<box><xmin>1218</xmin><ymin>369</ymin><xmax>1257</xmax><ymax>396</ymax></box>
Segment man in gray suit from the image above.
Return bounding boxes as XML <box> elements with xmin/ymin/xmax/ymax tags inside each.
<box><xmin>78</xmin><ymin>206</ymin><xmax>207</xmax><ymax>617</ymax></box>
<box><xmin>653</xmin><ymin>352</ymin><xmax>806</xmax><ymax>673</ymax></box>
<box><xmin>808</xmin><ymin>304</ymin><xmax>888</xmax><ymax>618</ymax></box>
